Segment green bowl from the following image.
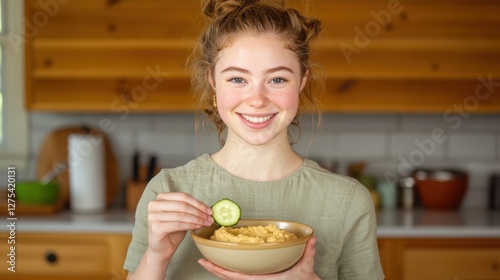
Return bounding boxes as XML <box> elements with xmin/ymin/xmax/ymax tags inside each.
<box><xmin>15</xmin><ymin>181</ymin><xmax>59</xmax><ymax>205</ymax></box>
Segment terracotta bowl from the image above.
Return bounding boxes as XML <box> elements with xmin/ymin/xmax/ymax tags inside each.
<box><xmin>413</xmin><ymin>170</ymin><xmax>468</xmax><ymax>210</ymax></box>
<box><xmin>191</xmin><ymin>219</ymin><xmax>314</xmax><ymax>274</ymax></box>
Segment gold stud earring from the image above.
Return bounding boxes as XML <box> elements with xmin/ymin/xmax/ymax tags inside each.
<box><xmin>212</xmin><ymin>94</ymin><xmax>217</xmax><ymax>108</ymax></box>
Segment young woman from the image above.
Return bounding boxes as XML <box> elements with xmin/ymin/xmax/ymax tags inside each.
<box><xmin>124</xmin><ymin>0</ymin><xmax>384</xmax><ymax>279</ymax></box>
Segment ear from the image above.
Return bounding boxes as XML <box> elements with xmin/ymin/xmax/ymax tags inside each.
<box><xmin>300</xmin><ymin>69</ymin><xmax>309</xmax><ymax>92</ymax></box>
<box><xmin>208</xmin><ymin>69</ymin><xmax>216</xmax><ymax>89</ymax></box>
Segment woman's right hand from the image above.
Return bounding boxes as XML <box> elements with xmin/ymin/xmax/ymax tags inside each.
<box><xmin>146</xmin><ymin>192</ymin><xmax>213</xmax><ymax>261</ymax></box>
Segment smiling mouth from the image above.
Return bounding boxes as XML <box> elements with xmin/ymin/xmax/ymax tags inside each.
<box><xmin>241</xmin><ymin>114</ymin><xmax>274</xmax><ymax>124</ymax></box>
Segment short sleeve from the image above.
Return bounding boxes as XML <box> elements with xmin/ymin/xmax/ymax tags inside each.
<box><xmin>337</xmin><ymin>182</ymin><xmax>385</xmax><ymax>279</ymax></box>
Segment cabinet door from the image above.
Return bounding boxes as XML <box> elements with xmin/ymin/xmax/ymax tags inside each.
<box><xmin>307</xmin><ymin>0</ymin><xmax>500</xmax><ymax>113</ymax></box>
<box><xmin>0</xmin><ymin>232</ymin><xmax>131</xmax><ymax>280</ymax></box>
<box><xmin>25</xmin><ymin>0</ymin><xmax>200</xmax><ymax>112</ymax></box>
<box><xmin>25</xmin><ymin>0</ymin><xmax>500</xmax><ymax>113</ymax></box>
<box><xmin>378</xmin><ymin>238</ymin><xmax>397</xmax><ymax>280</ymax></box>
<box><xmin>399</xmin><ymin>239</ymin><xmax>500</xmax><ymax>280</ymax></box>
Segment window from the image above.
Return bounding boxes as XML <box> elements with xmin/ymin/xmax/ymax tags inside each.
<box><xmin>0</xmin><ymin>0</ymin><xmax>28</xmax><ymax>169</ymax></box>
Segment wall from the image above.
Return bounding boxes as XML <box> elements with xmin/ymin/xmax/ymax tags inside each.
<box><xmin>18</xmin><ymin>112</ymin><xmax>500</xmax><ymax>209</ymax></box>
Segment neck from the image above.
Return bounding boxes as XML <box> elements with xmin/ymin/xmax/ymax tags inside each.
<box><xmin>211</xmin><ymin>133</ymin><xmax>303</xmax><ymax>181</ymax></box>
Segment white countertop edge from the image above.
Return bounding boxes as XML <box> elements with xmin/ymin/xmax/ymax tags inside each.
<box><xmin>8</xmin><ymin>224</ymin><xmax>500</xmax><ymax>237</ymax></box>
<box><xmin>377</xmin><ymin>226</ymin><xmax>500</xmax><ymax>238</ymax></box>
<box><xmin>16</xmin><ymin>222</ymin><xmax>134</xmax><ymax>234</ymax></box>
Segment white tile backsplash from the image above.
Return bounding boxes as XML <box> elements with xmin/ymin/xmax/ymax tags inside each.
<box><xmin>82</xmin><ymin>114</ymin><xmax>153</xmax><ymax>133</ymax></box>
<box><xmin>337</xmin><ymin>132</ymin><xmax>386</xmax><ymax>159</ymax></box>
<box><xmin>25</xmin><ymin>112</ymin><xmax>500</xmax><ymax>209</ymax></box>
<box><xmin>453</xmin><ymin>114</ymin><xmax>500</xmax><ymax>130</ymax></box>
<box><xmin>293</xmin><ymin>131</ymin><xmax>337</xmax><ymax>158</ymax></box>
<box><xmin>153</xmin><ymin>113</ymin><xmax>197</xmax><ymax>133</ymax></box>
<box><xmin>449</xmin><ymin>133</ymin><xmax>496</xmax><ymax>159</ymax></box>
<box><xmin>321</xmin><ymin>114</ymin><xmax>398</xmax><ymax>130</ymax></box>
<box><xmin>390</xmin><ymin>132</ymin><xmax>445</xmax><ymax>159</ymax></box>
<box><xmin>497</xmin><ymin>132</ymin><xmax>500</xmax><ymax>160</ymax></box>
<box><xmin>30</xmin><ymin>113</ymin><xmax>85</xmax><ymax>130</ymax></box>
<box><xmin>401</xmin><ymin>114</ymin><xmax>446</xmax><ymax>130</ymax></box>
<box><xmin>106</xmin><ymin>132</ymin><xmax>136</xmax><ymax>158</ymax></box>
<box><xmin>402</xmin><ymin>114</ymin><xmax>500</xmax><ymax>131</ymax></box>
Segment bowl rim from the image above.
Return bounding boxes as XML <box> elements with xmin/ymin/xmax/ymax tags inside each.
<box><xmin>191</xmin><ymin>219</ymin><xmax>314</xmax><ymax>250</ymax></box>
<box><xmin>412</xmin><ymin>169</ymin><xmax>468</xmax><ymax>182</ymax></box>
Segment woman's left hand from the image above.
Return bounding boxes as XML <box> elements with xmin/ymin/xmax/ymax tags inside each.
<box><xmin>198</xmin><ymin>236</ymin><xmax>320</xmax><ymax>280</ymax></box>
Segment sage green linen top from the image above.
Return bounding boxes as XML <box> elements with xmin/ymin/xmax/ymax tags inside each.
<box><xmin>124</xmin><ymin>154</ymin><xmax>384</xmax><ymax>279</ymax></box>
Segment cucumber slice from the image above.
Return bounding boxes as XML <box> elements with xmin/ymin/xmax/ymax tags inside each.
<box><xmin>211</xmin><ymin>198</ymin><xmax>241</xmax><ymax>227</ymax></box>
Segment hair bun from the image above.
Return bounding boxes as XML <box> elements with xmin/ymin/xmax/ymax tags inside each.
<box><xmin>203</xmin><ymin>0</ymin><xmax>285</xmax><ymax>19</ymax></box>
<box><xmin>202</xmin><ymin>0</ymin><xmax>244</xmax><ymax>19</ymax></box>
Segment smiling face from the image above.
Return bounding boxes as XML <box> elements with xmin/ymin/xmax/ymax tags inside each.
<box><xmin>210</xmin><ymin>33</ymin><xmax>307</xmax><ymax>147</ymax></box>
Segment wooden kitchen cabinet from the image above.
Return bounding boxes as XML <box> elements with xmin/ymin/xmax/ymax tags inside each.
<box><xmin>0</xmin><ymin>232</ymin><xmax>131</xmax><ymax>280</ymax></box>
<box><xmin>24</xmin><ymin>0</ymin><xmax>202</xmax><ymax>112</ymax></box>
<box><xmin>1</xmin><ymin>230</ymin><xmax>499</xmax><ymax>279</ymax></box>
<box><xmin>24</xmin><ymin>0</ymin><xmax>500</xmax><ymax>113</ymax></box>
<box><xmin>379</xmin><ymin>238</ymin><xmax>500</xmax><ymax>280</ymax></box>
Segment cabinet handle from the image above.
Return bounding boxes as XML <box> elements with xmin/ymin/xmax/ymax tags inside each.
<box><xmin>45</xmin><ymin>251</ymin><xmax>58</xmax><ymax>264</ymax></box>
<box><xmin>493</xmin><ymin>261</ymin><xmax>499</xmax><ymax>271</ymax></box>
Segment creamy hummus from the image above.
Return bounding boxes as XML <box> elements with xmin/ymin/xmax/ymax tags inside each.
<box><xmin>210</xmin><ymin>224</ymin><xmax>298</xmax><ymax>244</ymax></box>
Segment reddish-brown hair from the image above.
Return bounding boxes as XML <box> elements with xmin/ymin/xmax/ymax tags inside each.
<box><xmin>190</xmin><ymin>0</ymin><xmax>323</xmax><ymax>145</ymax></box>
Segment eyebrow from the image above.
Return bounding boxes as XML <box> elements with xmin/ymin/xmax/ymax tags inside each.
<box><xmin>220</xmin><ymin>66</ymin><xmax>295</xmax><ymax>75</ymax></box>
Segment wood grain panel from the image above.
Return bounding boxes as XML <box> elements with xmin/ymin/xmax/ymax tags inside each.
<box><xmin>305</xmin><ymin>0</ymin><xmax>500</xmax><ymax>39</ymax></box>
<box><xmin>24</xmin><ymin>0</ymin><xmax>500</xmax><ymax>113</ymax></box>
<box><xmin>29</xmin><ymin>0</ymin><xmax>204</xmax><ymax>39</ymax></box>
<box><xmin>313</xmin><ymin>39</ymin><xmax>500</xmax><ymax>79</ymax></box>
<box><xmin>33</xmin><ymin>40</ymin><xmax>192</xmax><ymax>78</ymax></box>
<box><xmin>0</xmin><ymin>232</ymin><xmax>131</xmax><ymax>280</ymax></box>
<box><xmin>403</xmin><ymin>247</ymin><xmax>500</xmax><ymax>280</ymax></box>
<box><xmin>31</xmin><ymin>78</ymin><xmax>196</xmax><ymax>112</ymax></box>
<box><xmin>321</xmin><ymin>78</ymin><xmax>500</xmax><ymax>113</ymax></box>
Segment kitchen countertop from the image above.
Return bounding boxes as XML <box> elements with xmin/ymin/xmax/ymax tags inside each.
<box><xmin>376</xmin><ymin>208</ymin><xmax>500</xmax><ymax>237</ymax></box>
<box><xmin>2</xmin><ymin>208</ymin><xmax>500</xmax><ymax>237</ymax></box>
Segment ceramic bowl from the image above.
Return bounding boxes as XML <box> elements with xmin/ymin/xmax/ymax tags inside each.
<box><xmin>16</xmin><ymin>181</ymin><xmax>59</xmax><ymax>205</ymax></box>
<box><xmin>191</xmin><ymin>219</ymin><xmax>314</xmax><ymax>274</ymax></box>
<box><xmin>413</xmin><ymin>169</ymin><xmax>468</xmax><ymax>210</ymax></box>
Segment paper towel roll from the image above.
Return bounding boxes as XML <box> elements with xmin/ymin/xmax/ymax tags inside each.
<box><xmin>68</xmin><ymin>133</ymin><xmax>106</xmax><ymax>213</ymax></box>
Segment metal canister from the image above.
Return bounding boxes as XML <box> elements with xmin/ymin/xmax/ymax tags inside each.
<box><xmin>399</xmin><ymin>177</ymin><xmax>416</xmax><ymax>210</ymax></box>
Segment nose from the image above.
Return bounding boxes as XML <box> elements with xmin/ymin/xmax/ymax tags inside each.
<box><xmin>246</xmin><ymin>84</ymin><xmax>269</xmax><ymax>108</ymax></box>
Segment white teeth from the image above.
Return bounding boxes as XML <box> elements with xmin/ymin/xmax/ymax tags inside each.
<box><xmin>242</xmin><ymin>114</ymin><xmax>272</xmax><ymax>123</ymax></box>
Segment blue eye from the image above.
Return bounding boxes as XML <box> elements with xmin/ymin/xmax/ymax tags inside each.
<box><xmin>271</xmin><ymin>78</ymin><xmax>286</xmax><ymax>84</ymax></box>
<box><xmin>229</xmin><ymin>77</ymin><xmax>244</xmax><ymax>84</ymax></box>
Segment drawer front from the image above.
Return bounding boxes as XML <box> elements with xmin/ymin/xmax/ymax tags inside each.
<box><xmin>403</xmin><ymin>247</ymin><xmax>500</xmax><ymax>280</ymax></box>
<box><xmin>17</xmin><ymin>237</ymin><xmax>109</xmax><ymax>275</ymax></box>
<box><xmin>17</xmin><ymin>241</ymin><xmax>109</xmax><ymax>275</ymax></box>
<box><xmin>0</xmin><ymin>233</ymin><xmax>109</xmax><ymax>276</ymax></box>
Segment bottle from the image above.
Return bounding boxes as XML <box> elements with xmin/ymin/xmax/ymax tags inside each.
<box><xmin>377</xmin><ymin>180</ymin><xmax>398</xmax><ymax>210</ymax></box>
<box><xmin>399</xmin><ymin>177</ymin><xmax>415</xmax><ymax>210</ymax></box>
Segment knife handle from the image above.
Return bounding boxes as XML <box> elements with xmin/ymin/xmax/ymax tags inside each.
<box><xmin>132</xmin><ymin>152</ymin><xmax>140</xmax><ymax>182</ymax></box>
